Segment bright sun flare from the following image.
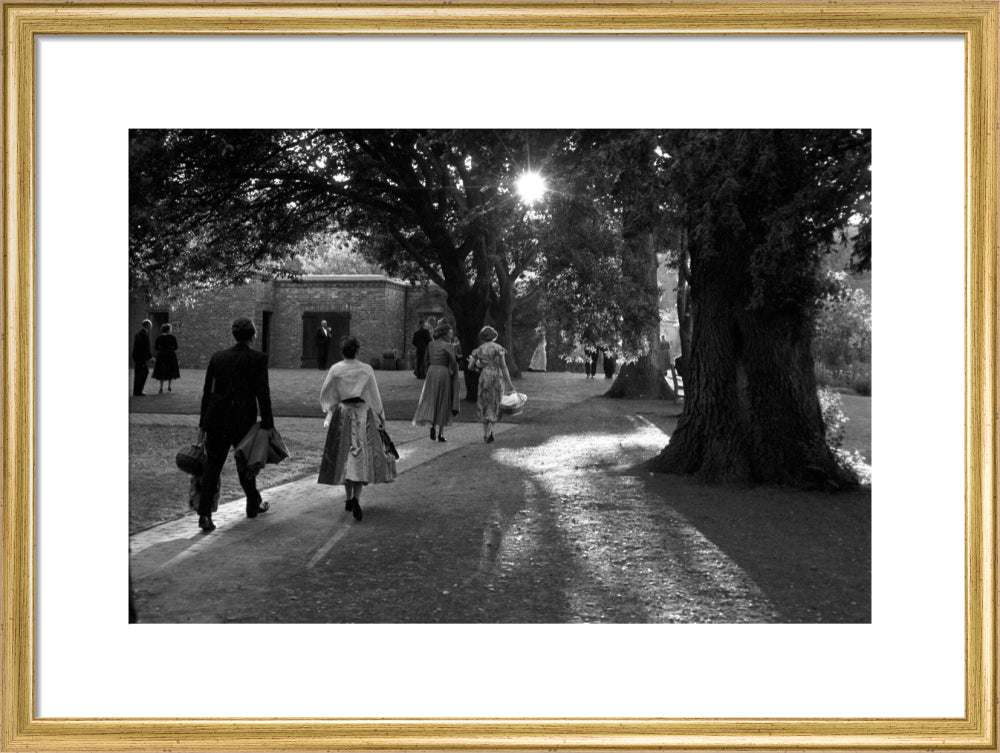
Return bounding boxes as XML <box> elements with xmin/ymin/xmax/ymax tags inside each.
<box><xmin>515</xmin><ymin>171</ymin><xmax>547</xmax><ymax>204</ymax></box>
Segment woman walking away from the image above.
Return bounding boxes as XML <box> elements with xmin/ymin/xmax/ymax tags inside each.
<box><xmin>412</xmin><ymin>322</ymin><xmax>460</xmax><ymax>442</ymax></box>
<box><xmin>468</xmin><ymin>326</ymin><xmax>514</xmax><ymax>444</ymax></box>
<box><xmin>318</xmin><ymin>336</ymin><xmax>396</xmax><ymax>521</ymax></box>
<box><xmin>152</xmin><ymin>323</ymin><xmax>181</xmax><ymax>393</ymax></box>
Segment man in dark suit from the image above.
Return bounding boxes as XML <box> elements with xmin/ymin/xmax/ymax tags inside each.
<box><xmin>131</xmin><ymin>319</ymin><xmax>153</xmax><ymax>396</ymax></box>
<box><xmin>314</xmin><ymin>320</ymin><xmax>331</xmax><ymax>370</ymax></box>
<box><xmin>196</xmin><ymin>317</ymin><xmax>274</xmax><ymax>532</ymax></box>
<box><xmin>411</xmin><ymin>319</ymin><xmax>431</xmax><ymax>378</ymax></box>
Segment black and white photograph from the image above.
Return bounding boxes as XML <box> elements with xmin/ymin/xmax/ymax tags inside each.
<box><xmin>127</xmin><ymin>128</ymin><xmax>873</xmax><ymax>624</ymax></box>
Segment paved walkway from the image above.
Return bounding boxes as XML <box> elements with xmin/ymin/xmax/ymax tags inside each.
<box><xmin>129</xmin><ymin>370</ymin><xmax>871</xmax><ymax>624</ymax></box>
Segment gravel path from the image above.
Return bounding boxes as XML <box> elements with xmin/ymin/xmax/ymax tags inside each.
<box><xmin>131</xmin><ymin>389</ymin><xmax>870</xmax><ymax>624</ymax></box>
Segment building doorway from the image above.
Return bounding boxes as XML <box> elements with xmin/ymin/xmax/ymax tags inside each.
<box><xmin>149</xmin><ymin>311</ymin><xmax>170</xmax><ymax>340</ymax></box>
<box><xmin>301</xmin><ymin>312</ymin><xmax>350</xmax><ymax>368</ymax></box>
<box><xmin>261</xmin><ymin>311</ymin><xmax>273</xmax><ymax>354</ymax></box>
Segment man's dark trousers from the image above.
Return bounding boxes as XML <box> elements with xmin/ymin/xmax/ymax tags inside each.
<box><xmin>132</xmin><ymin>360</ymin><xmax>149</xmax><ymax>396</ymax></box>
<box><xmin>199</xmin><ymin>421</ymin><xmax>261</xmax><ymax>517</ymax></box>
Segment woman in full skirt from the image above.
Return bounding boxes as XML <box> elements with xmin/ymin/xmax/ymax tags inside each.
<box><xmin>152</xmin><ymin>323</ymin><xmax>181</xmax><ymax>393</ymax></box>
<box><xmin>318</xmin><ymin>335</ymin><xmax>396</xmax><ymax>521</ymax></box>
<box><xmin>412</xmin><ymin>321</ymin><xmax>460</xmax><ymax>442</ymax></box>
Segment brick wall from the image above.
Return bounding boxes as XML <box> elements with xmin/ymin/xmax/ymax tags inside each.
<box><xmin>130</xmin><ymin>276</ymin><xmax>457</xmax><ymax>371</ymax></box>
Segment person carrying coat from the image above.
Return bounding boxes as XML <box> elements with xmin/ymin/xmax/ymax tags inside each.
<box><xmin>195</xmin><ymin>317</ymin><xmax>274</xmax><ymax>532</ymax></box>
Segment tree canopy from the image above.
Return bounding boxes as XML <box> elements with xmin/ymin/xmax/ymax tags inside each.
<box><xmin>131</xmin><ymin>128</ymin><xmax>872</xmax><ymax>486</ymax></box>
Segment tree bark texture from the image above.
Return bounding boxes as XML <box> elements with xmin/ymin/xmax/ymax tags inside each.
<box><xmin>650</xmin><ymin>272</ymin><xmax>853</xmax><ymax>487</ymax></box>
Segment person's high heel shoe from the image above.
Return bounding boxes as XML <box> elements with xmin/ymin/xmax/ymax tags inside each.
<box><xmin>350</xmin><ymin>498</ymin><xmax>363</xmax><ymax>521</ymax></box>
<box><xmin>438</xmin><ymin>435</ymin><xmax>446</xmax><ymax>442</ymax></box>
<box><xmin>429</xmin><ymin>426</ymin><xmax>436</xmax><ymax>440</ymax></box>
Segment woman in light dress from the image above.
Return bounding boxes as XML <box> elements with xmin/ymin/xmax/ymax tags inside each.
<box><xmin>527</xmin><ymin>325</ymin><xmax>547</xmax><ymax>372</ymax></box>
<box><xmin>468</xmin><ymin>326</ymin><xmax>514</xmax><ymax>443</ymax></box>
<box><xmin>412</xmin><ymin>321</ymin><xmax>460</xmax><ymax>442</ymax></box>
<box><xmin>318</xmin><ymin>336</ymin><xmax>396</xmax><ymax>521</ymax></box>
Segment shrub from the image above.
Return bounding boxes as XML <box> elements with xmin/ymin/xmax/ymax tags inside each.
<box><xmin>814</xmin><ymin>271</ymin><xmax>871</xmax><ymax>395</ymax></box>
<box><xmin>818</xmin><ymin>386</ymin><xmax>847</xmax><ymax>449</ymax></box>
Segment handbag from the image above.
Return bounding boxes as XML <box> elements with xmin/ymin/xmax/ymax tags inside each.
<box><xmin>499</xmin><ymin>390</ymin><xmax>527</xmax><ymax>417</ymax></box>
<box><xmin>176</xmin><ymin>442</ymin><xmax>207</xmax><ymax>476</ymax></box>
<box><xmin>146</xmin><ymin>357</ymin><xmax>156</xmax><ymax>370</ymax></box>
<box><xmin>378</xmin><ymin>426</ymin><xmax>400</xmax><ymax>459</ymax></box>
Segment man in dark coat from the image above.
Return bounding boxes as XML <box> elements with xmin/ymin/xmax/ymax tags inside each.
<box><xmin>314</xmin><ymin>320</ymin><xmax>331</xmax><ymax>370</ymax></box>
<box><xmin>131</xmin><ymin>319</ymin><xmax>153</xmax><ymax>396</ymax></box>
<box><xmin>411</xmin><ymin>319</ymin><xmax>431</xmax><ymax>379</ymax></box>
<box><xmin>196</xmin><ymin>317</ymin><xmax>274</xmax><ymax>531</ymax></box>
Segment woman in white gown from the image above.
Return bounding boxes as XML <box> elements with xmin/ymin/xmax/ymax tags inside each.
<box><xmin>527</xmin><ymin>326</ymin><xmax>547</xmax><ymax>372</ymax></box>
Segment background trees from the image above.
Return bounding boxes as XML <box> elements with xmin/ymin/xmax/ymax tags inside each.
<box><xmin>131</xmin><ymin>128</ymin><xmax>871</xmax><ymax>487</ymax></box>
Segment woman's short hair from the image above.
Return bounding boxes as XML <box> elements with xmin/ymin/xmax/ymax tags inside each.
<box><xmin>231</xmin><ymin>317</ymin><xmax>256</xmax><ymax>343</ymax></box>
<box><xmin>479</xmin><ymin>326</ymin><xmax>498</xmax><ymax>342</ymax></box>
<box><xmin>433</xmin><ymin>322</ymin><xmax>452</xmax><ymax>340</ymax></box>
<box><xmin>340</xmin><ymin>335</ymin><xmax>360</xmax><ymax>359</ymax></box>
<box><xmin>161</xmin><ymin>323</ymin><xmax>172</xmax><ymax>334</ymax></box>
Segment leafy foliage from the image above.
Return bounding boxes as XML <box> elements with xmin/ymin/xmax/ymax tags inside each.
<box><xmin>814</xmin><ymin>270</ymin><xmax>872</xmax><ymax>371</ymax></box>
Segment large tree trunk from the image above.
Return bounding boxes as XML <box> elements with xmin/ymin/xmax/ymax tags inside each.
<box><xmin>606</xmin><ymin>230</ymin><xmax>675</xmax><ymax>399</ymax></box>
<box><xmin>675</xmin><ymin>230</ymin><xmax>692</xmax><ymax>381</ymax></box>
<box><xmin>649</xmin><ymin>274</ymin><xmax>853</xmax><ymax>488</ymax></box>
<box><xmin>445</xmin><ymin>286</ymin><xmax>489</xmax><ymax>402</ymax></box>
<box><xmin>606</xmin><ymin>352</ymin><xmax>677</xmax><ymax>399</ymax></box>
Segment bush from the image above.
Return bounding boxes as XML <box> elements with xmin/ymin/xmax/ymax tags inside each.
<box><xmin>818</xmin><ymin>386</ymin><xmax>847</xmax><ymax>449</ymax></box>
<box><xmin>814</xmin><ymin>271</ymin><xmax>871</xmax><ymax>395</ymax></box>
<box><xmin>818</xmin><ymin>386</ymin><xmax>871</xmax><ymax>485</ymax></box>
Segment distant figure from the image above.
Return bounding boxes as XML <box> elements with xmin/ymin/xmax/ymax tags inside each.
<box><xmin>412</xmin><ymin>319</ymin><xmax>431</xmax><ymax>379</ymax></box>
<box><xmin>131</xmin><ymin>319</ymin><xmax>153</xmax><ymax>396</ymax></box>
<box><xmin>528</xmin><ymin>326</ymin><xmax>547</xmax><ymax>372</ymax></box>
<box><xmin>660</xmin><ymin>337</ymin><xmax>679</xmax><ymax>393</ymax></box>
<box><xmin>412</xmin><ymin>322</ymin><xmax>460</xmax><ymax>442</ymax></box>
<box><xmin>424</xmin><ymin>316</ymin><xmax>437</xmax><ymax>334</ymax></box>
<box><xmin>602</xmin><ymin>347</ymin><xmax>616</xmax><ymax>379</ymax></box>
<box><xmin>314</xmin><ymin>320</ymin><xmax>331</xmax><ymax>370</ymax></box>
<box><xmin>583</xmin><ymin>345</ymin><xmax>599</xmax><ymax>379</ymax></box>
<box><xmin>468</xmin><ymin>326</ymin><xmax>515</xmax><ymax>444</ymax></box>
<box><xmin>319</xmin><ymin>335</ymin><xmax>396</xmax><ymax>521</ymax></box>
<box><xmin>196</xmin><ymin>317</ymin><xmax>274</xmax><ymax>532</ymax></box>
<box><xmin>152</xmin><ymin>323</ymin><xmax>180</xmax><ymax>393</ymax></box>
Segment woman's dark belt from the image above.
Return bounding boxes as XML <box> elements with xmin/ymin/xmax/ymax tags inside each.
<box><xmin>340</xmin><ymin>397</ymin><xmax>365</xmax><ymax>404</ymax></box>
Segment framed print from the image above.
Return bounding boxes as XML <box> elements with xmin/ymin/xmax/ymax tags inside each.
<box><xmin>2</xmin><ymin>1</ymin><xmax>997</xmax><ymax>750</ymax></box>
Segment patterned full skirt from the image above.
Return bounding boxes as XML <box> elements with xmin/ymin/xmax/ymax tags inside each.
<box><xmin>477</xmin><ymin>365</ymin><xmax>505</xmax><ymax>423</ymax></box>
<box><xmin>318</xmin><ymin>402</ymin><xmax>397</xmax><ymax>486</ymax></box>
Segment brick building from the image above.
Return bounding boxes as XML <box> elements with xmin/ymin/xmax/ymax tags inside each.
<box><xmin>129</xmin><ymin>276</ymin><xmax>451</xmax><ymax>370</ymax></box>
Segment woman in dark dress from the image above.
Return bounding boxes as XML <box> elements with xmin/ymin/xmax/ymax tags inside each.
<box><xmin>412</xmin><ymin>322</ymin><xmax>460</xmax><ymax>442</ymax></box>
<box><xmin>152</xmin><ymin>323</ymin><xmax>181</xmax><ymax>393</ymax></box>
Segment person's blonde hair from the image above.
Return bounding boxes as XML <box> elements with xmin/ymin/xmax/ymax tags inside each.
<box><xmin>433</xmin><ymin>322</ymin><xmax>452</xmax><ymax>340</ymax></box>
<box><xmin>479</xmin><ymin>326</ymin><xmax>498</xmax><ymax>342</ymax></box>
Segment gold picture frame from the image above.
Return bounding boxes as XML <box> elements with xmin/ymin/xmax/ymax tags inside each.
<box><xmin>2</xmin><ymin>2</ymin><xmax>996</xmax><ymax>750</ymax></box>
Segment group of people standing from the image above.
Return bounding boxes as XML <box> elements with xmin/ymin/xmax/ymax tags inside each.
<box><xmin>131</xmin><ymin>319</ymin><xmax>182</xmax><ymax>396</ymax></box>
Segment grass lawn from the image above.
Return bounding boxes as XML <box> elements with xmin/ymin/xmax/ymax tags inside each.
<box><xmin>130</xmin><ymin>372</ymin><xmax>871</xmax><ymax>534</ymax></box>
<box><xmin>129</xmin><ymin>424</ymin><xmax>323</xmax><ymax>534</ymax></box>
